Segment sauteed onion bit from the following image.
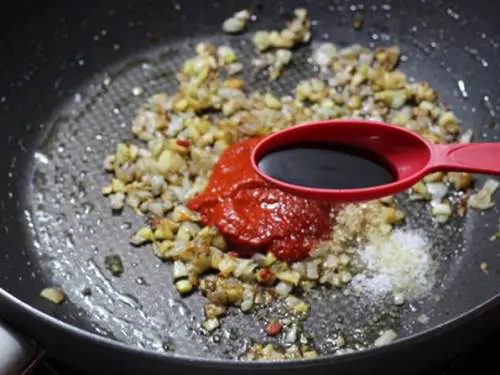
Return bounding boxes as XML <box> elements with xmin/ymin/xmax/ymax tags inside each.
<box><xmin>40</xmin><ymin>287</ymin><xmax>65</xmax><ymax>304</ymax></box>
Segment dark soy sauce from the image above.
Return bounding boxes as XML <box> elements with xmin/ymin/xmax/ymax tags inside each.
<box><xmin>258</xmin><ymin>142</ymin><xmax>395</xmax><ymax>190</ymax></box>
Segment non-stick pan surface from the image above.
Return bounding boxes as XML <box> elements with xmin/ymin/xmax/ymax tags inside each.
<box><xmin>1</xmin><ymin>0</ymin><xmax>500</xmax><ymax>374</ymax></box>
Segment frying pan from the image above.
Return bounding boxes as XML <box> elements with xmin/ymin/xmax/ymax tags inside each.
<box><xmin>1</xmin><ymin>0</ymin><xmax>500</xmax><ymax>374</ymax></box>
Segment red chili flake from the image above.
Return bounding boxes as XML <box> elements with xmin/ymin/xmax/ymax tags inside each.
<box><xmin>176</xmin><ymin>139</ymin><xmax>191</xmax><ymax>147</ymax></box>
<box><xmin>259</xmin><ymin>267</ymin><xmax>272</xmax><ymax>281</ymax></box>
<box><xmin>256</xmin><ymin>267</ymin><xmax>276</xmax><ymax>285</ymax></box>
<box><xmin>264</xmin><ymin>321</ymin><xmax>282</xmax><ymax>336</ymax></box>
<box><xmin>227</xmin><ymin>251</ymin><xmax>239</xmax><ymax>257</ymax></box>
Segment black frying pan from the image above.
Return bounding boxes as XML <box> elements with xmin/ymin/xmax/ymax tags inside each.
<box><xmin>1</xmin><ymin>0</ymin><xmax>500</xmax><ymax>374</ymax></box>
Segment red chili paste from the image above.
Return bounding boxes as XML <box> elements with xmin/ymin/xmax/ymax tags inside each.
<box><xmin>187</xmin><ymin>137</ymin><xmax>334</xmax><ymax>262</ymax></box>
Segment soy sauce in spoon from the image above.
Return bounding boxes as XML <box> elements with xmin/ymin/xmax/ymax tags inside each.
<box><xmin>252</xmin><ymin>120</ymin><xmax>500</xmax><ymax>203</ymax></box>
<box><xmin>257</xmin><ymin>141</ymin><xmax>395</xmax><ymax>190</ymax></box>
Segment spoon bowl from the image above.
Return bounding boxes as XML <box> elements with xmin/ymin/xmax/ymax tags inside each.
<box><xmin>251</xmin><ymin>120</ymin><xmax>500</xmax><ymax>202</ymax></box>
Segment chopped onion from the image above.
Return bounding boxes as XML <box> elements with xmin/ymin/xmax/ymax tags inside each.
<box><xmin>312</xmin><ymin>43</ymin><xmax>337</xmax><ymax>67</ymax></box>
<box><xmin>417</xmin><ymin>314</ymin><xmax>430</xmax><ymax>324</ymax></box>
<box><xmin>432</xmin><ymin>202</ymin><xmax>452</xmax><ymax>222</ymax></box>
<box><xmin>175</xmin><ymin>279</ymin><xmax>193</xmax><ymax>294</ymax></box>
<box><xmin>373</xmin><ymin>329</ymin><xmax>398</xmax><ymax>347</ymax></box>
<box><xmin>176</xmin><ymin>222</ymin><xmax>201</xmax><ymax>241</ymax></box>
<box><xmin>284</xmin><ymin>296</ymin><xmax>309</xmax><ymax>314</ymax></box>
<box><xmin>393</xmin><ymin>292</ymin><xmax>405</xmax><ymax>305</ymax></box>
<box><xmin>204</xmin><ymin>303</ymin><xmax>227</xmax><ymax>319</ymax></box>
<box><xmin>148</xmin><ymin>201</ymin><xmax>166</xmax><ymax>217</ymax></box>
<box><xmin>275</xmin><ymin>281</ymin><xmax>293</xmax><ymax>296</ymax></box>
<box><xmin>109</xmin><ymin>192</ymin><xmax>125</xmax><ymax>210</ymax></box>
<box><xmin>40</xmin><ymin>287</ymin><xmax>65</xmax><ymax>304</ymax></box>
<box><xmin>202</xmin><ymin>318</ymin><xmax>220</xmax><ymax>332</ymax></box>
<box><xmin>218</xmin><ymin>257</ymin><xmax>237</xmax><ymax>276</ymax></box>
<box><xmin>468</xmin><ymin>178</ymin><xmax>499</xmax><ymax>210</ymax></box>
<box><xmin>226</xmin><ymin>62</ymin><xmax>244</xmax><ymax>75</ymax></box>
<box><xmin>151</xmin><ymin>175</ymin><xmax>165</xmax><ymax>196</ymax></box>
<box><xmin>172</xmin><ymin>205</ymin><xmax>200</xmax><ymax>222</ymax></box>
<box><xmin>161</xmin><ymin>240</ymin><xmax>188</xmax><ymax>259</ymax></box>
<box><xmin>130</xmin><ymin>227</ymin><xmax>154</xmax><ymax>245</ymax></box>
<box><xmin>166</xmin><ymin>116</ymin><xmax>184</xmax><ymax>137</ymax></box>
<box><xmin>459</xmin><ymin>128</ymin><xmax>474</xmax><ymax>144</ymax></box>
<box><xmin>233</xmin><ymin>259</ymin><xmax>256</xmax><ymax>278</ymax></box>
<box><xmin>173</xmin><ymin>261</ymin><xmax>188</xmax><ymax>280</ymax></box>
<box><xmin>309</xmin><ymin>242</ymin><xmax>329</xmax><ymax>258</ymax></box>
<box><xmin>251</xmin><ymin>253</ymin><xmax>267</xmax><ymax>266</ymax></box>
<box><xmin>379</xmin><ymin>195</ymin><xmax>394</xmax><ymax>205</ymax></box>
<box><xmin>276</xmin><ymin>270</ymin><xmax>301</xmax><ymax>286</ymax></box>
<box><xmin>306</xmin><ymin>260</ymin><xmax>319</xmax><ymax>280</ymax></box>
<box><xmin>426</xmin><ymin>182</ymin><xmax>448</xmax><ymax>203</ymax></box>
<box><xmin>323</xmin><ymin>254</ymin><xmax>339</xmax><ymax>269</ymax></box>
<box><xmin>240</xmin><ymin>287</ymin><xmax>255</xmax><ymax>312</ymax></box>
<box><xmin>291</xmin><ymin>262</ymin><xmax>306</xmax><ymax>277</ymax></box>
<box><xmin>285</xmin><ymin>323</ymin><xmax>298</xmax><ymax>343</ymax></box>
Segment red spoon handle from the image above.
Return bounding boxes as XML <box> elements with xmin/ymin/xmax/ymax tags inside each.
<box><xmin>430</xmin><ymin>143</ymin><xmax>500</xmax><ymax>175</ymax></box>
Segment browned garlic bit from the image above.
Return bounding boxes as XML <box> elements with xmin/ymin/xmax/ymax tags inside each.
<box><xmin>222</xmin><ymin>10</ymin><xmax>251</xmax><ymax>34</ymax></box>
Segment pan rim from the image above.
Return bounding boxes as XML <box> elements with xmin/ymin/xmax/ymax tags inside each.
<box><xmin>1</xmin><ymin>287</ymin><xmax>499</xmax><ymax>369</ymax></box>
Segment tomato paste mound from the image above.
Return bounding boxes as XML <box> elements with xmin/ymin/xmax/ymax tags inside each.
<box><xmin>187</xmin><ymin>137</ymin><xmax>334</xmax><ymax>262</ymax></box>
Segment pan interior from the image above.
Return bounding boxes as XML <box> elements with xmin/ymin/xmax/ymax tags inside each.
<box><xmin>2</xmin><ymin>0</ymin><xmax>500</xmax><ymax>361</ymax></box>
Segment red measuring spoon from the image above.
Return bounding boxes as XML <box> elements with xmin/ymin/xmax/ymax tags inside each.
<box><xmin>251</xmin><ymin>119</ymin><xmax>500</xmax><ymax>202</ymax></box>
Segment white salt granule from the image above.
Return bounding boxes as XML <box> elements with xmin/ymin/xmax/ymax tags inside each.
<box><xmin>351</xmin><ymin>229</ymin><xmax>436</xmax><ymax>300</ymax></box>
